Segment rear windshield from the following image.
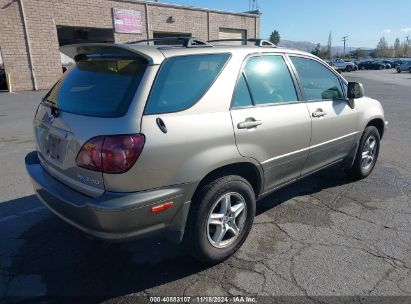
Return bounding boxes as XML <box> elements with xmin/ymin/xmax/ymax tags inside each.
<box><xmin>46</xmin><ymin>55</ymin><xmax>148</xmax><ymax>117</ymax></box>
<box><xmin>145</xmin><ymin>53</ymin><xmax>230</xmax><ymax>115</ymax></box>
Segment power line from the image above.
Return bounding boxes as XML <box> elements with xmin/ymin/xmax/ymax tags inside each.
<box><xmin>342</xmin><ymin>36</ymin><xmax>349</xmax><ymax>55</ymax></box>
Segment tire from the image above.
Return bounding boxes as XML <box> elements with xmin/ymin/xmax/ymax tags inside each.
<box><xmin>346</xmin><ymin>126</ymin><xmax>380</xmax><ymax>180</ymax></box>
<box><xmin>345</xmin><ymin>66</ymin><xmax>353</xmax><ymax>72</ymax></box>
<box><xmin>184</xmin><ymin>175</ymin><xmax>256</xmax><ymax>263</ymax></box>
<box><xmin>397</xmin><ymin>67</ymin><xmax>401</xmax><ymax>73</ymax></box>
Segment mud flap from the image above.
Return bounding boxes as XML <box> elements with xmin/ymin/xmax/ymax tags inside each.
<box><xmin>164</xmin><ymin>201</ymin><xmax>191</xmax><ymax>243</ymax></box>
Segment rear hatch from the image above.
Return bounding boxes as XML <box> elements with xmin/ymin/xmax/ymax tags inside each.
<box><xmin>34</xmin><ymin>44</ymin><xmax>160</xmax><ymax>197</ymax></box>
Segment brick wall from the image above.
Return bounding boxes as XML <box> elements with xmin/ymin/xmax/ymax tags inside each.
<box><xmin>0</xmin><ymin>0</ymin><xmax>259</xmax><ymax>91</ymax></box>
<box><xmin>0</xmin><ymin>0</ymin><xmax>34</xmax><ymax>91</ymax></box>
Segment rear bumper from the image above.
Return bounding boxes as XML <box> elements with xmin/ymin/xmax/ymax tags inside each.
<box><xmin>25</xmin><ymin>151</ymin><xmax>193</xmax><ymax>243</ymax></box>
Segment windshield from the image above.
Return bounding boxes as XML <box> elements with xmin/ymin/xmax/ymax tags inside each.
<box><xmin>46</xmin><ymin>55</ymin><xmax>148</xmax><ymax>117</ymax></box>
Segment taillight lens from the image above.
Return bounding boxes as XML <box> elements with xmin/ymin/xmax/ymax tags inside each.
<box><xmin>76</xmin><ymin>134</ymin><xmax>145</xmax><ymax>173</ymax></box>
<box><xmin>76</xmin><ymin>136</ymin><xmax>104</xmax><ymax>171</ymax></box>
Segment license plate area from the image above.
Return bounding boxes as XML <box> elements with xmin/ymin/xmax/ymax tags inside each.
<box><xmin>45</xmin><ymin>134</ymin><xmax>63</xmax><ymax>161</ymax></box>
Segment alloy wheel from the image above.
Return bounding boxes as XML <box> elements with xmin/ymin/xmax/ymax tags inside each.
<box><xmin>361</xmin><ymin>135</ymin><xmax>377</xmax><ymax>171</ymax></box>
<box><xmin>206</xmin><ymin>192</ymin><xmax>247</xmax><ymax>249</ymax></box>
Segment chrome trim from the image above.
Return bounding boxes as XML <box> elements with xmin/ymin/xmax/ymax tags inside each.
<box><xmin>261</xmin><ymin>131</ymin><xmax>360</xmax><ymax>165</ymax></box>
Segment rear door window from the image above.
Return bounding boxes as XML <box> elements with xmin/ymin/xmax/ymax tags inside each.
<box><xmin>145</xmin><ymin>53</ymin><xmax>230</xmax><ymax>115</ymax></box>
<box><xmin>244</xmin><ymin>55</ymin><xmax>298</xmax><ymax>105</ymax></box>
<box><xmin>46</xmin><ymin>55</ymin><xmax>148</xmax><ymax>117</ymax></box>
<box><xmin>232</xmin><ymin>74</ymin><xmax>253</xmax><ymax>108</ymax></box>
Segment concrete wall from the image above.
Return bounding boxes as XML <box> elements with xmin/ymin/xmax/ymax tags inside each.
<box><xmin>0</xmin><ymin>0</ymin><xmax>259</xmax><ymax>91</ymax></box>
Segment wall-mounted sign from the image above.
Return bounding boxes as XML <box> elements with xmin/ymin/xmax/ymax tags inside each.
<box><xmin>113</xmin><ymin>9</ymin><xmax>142</xmax><ymax>34</ymax></box>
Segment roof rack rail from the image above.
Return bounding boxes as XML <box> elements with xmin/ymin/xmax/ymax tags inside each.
<box><xmin>125</xmin><ymin>37</ymin><xmax>212</xmax><ymax>48</ymax></box>
<box><xmin>207</xmin><ymin>38</ymin><xmax>276</xmax><ymax>47</ymax></box>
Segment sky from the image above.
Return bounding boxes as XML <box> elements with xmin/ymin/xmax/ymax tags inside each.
<box><xmin>160</xmin><ymin>0</ymin><xmax>411</xmax><ymax>48</ymax></box>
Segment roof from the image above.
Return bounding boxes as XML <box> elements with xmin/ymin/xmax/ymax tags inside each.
<box><xmin>60</xmin><ymin>42</ymin><xmax>315</xmax><ymax>66</ymax></box>
<box><xmin>153</xmin><ymin>45</ymin><xmax>312</xmax><ymax>59</ymax></box>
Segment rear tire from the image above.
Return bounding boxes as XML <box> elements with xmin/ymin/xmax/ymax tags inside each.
<box><xmin>345</xmin><ymin>66</ymin><xmax>353</xmax><ymax>72</ymax></box>
<box><xmin>346</xmin><ymin>126</ymin><xmax>380</xmax><ymax>180</ymax></box>
<box><xmin>397</xmin><ymin>67</ymin><xmax>401</xmax><ymax>73</ymax></box>
<box><xmin>184</xmin><ymin>175</ymin><xmax>255</xmax><ymax>263</ymax></box>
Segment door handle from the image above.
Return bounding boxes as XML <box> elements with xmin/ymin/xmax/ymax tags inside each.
<box><xmin>312</xmin><ymin>109</ymin><xmax>327</xmax><ymax>118</ymax></box>
<box><xmin>237</xmin><ymin>118</ymin><xmax>262</xmax><ymax>129</ymax></box>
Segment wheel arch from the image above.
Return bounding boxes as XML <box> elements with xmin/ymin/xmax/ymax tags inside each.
<box><xmin>366</xmin><ymin>118</ymin><xmax>385</xmax><ymax>139</ymax></box>
<box><xmin>192</xmin><ymin>161</ymin><xmax>264</xmax><ymax>202</ymax></box>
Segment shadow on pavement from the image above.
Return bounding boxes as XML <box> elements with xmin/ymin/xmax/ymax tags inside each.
<box><xmin>256</xmin><ymin>165</ymin><xmax>351</xmax><ymax>215</ymax></box>
<box><xmin>0</xmin><ymin>166</ymin><xmax>352</xmax><ymax>301</ymax></box>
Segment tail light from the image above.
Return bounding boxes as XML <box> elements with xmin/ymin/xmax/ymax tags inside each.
<box><xmin>76</xmin><ymin>134</ymin><xmax>145</xmax><ymax>173</ymax></box>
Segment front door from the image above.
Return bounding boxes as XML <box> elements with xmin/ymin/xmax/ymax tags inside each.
<box><xmin>230</xmin><ymin>54</ymin><xmax>312</xmax><ymax>191</ymax></box>
<box><xmin>289</xmin><ymin>56</ymin><xmax>358</xmax><ymax>175</ymax></box>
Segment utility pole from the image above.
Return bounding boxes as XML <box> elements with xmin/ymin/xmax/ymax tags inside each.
<box><xmin>342</xmin><ymin>36</ymin><xmax>349</xmax><ymax>56</ymax></box>
<box><xmin>405</xmin><ymin>36</ymin><xmax>410</xmax><ymax>57</ymax></box>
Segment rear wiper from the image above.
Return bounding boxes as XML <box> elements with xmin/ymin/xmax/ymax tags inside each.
<box><xmin>41</xmin><ymin>80</ymin><xmax>60</xmax><ymax>117</ymax></box>
<box><xmin>41</xmin><ymin>96</ymin><xmax>59</xmax><ymax>117</ymax></box>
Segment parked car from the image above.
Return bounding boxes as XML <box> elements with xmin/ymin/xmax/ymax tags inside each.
<box><xmin>382</xmin><ymin>60</ymin><xmax>394</xmax><ymax>69</ymax></box>
<box><xmin>391</xmin><ymin>60</ymin><xmax>404</xmax><ymax>69</ymax></box>
<box><xmin>25</xmin><ymin>38</ymin><xmax>387</xmax><ymax>263</ymax></box>
<box><xmin>326</xmin><ymin>61</ymin><xmax>342</xmax><ymax>73</ymax></box>
<box><xmin>358</xmin><ymin>61</ymin><xmax>386</xmax><ymax>70</ymax></box>
<box><xmin>329</xmin><ymin>58</ymin><xmax>356</xmax><ymax>72</ymax></box>
<box><xmin>396</xmin><ymin>60</ymin><xmax>411</xmax><ymax>73</ymax></box>
<box><xmin>345</xmin><ymin>60</ymin><xmax>359</xmax><ymax>71</ymax></box>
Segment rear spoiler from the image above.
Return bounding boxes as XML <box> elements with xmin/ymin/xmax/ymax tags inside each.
<box><xmin>59</xmin><ymin>43</ymin><xmax>165</xmax><ymax>65</ymax></box>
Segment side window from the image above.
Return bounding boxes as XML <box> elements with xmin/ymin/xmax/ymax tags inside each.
<box><xmin>145</xmin><ymin>53</ymin><xmax>230</xmax><ymax>115</ymax></box>
<box><xmin>243</xmin><ymin>55</ymin><xmax>298</xmax><ymax>105</ymax></box>
<box><xmin>290</xmin><ymin>56</ymin><xmax>343</xmax><ymax>101</ymax></box>
<box><xmin>232</xmin><ymin>74</ymin><xmax>252</xmax><ymax>108</ymax></box>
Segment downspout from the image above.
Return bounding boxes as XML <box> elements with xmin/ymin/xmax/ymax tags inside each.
<box><xmin>207</xmin><ymin>11</ymin><xmax>210</xmax><ymax>40</ymax></box>
<box><xmin>145</xmin><ymin>3</ymin><xmax>151</xmax><ymax>45</ymax></box>
<box><xmin>19</xmin><ymin>0</ymin><xmax>37</xmax><ymax>90</ymax></box>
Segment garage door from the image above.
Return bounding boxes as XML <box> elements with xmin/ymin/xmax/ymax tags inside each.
<box><xmin>218</xmin><ymin>28</ymin><xmax>246</xmax><ymax>45</ymax></box>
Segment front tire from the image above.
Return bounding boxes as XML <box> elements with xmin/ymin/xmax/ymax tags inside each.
<box><xmin>184</xmin><ymin>175</ymin><xmax>256</xmax><ymax>263</ymax></box>
<box><xmin>346</xmin><ymin>126</ymin><xmax>380</xmax><ymax>180</ymax></box>
<box><xmin>397</xmin><ymin>67</ymin><xmax>401</xmax><ymax>73</ymax></box>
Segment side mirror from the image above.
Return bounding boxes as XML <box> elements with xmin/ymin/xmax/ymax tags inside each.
<box><xmin>347</xmin><ymin>82</ymin><xmax>364</xmax><ymax>99</ymax></box>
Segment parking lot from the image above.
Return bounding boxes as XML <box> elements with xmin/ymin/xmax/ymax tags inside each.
<box><xmin>0</xmin><ymin>69</ymin><xmax>410</xmax><ymax>302</ymax></box>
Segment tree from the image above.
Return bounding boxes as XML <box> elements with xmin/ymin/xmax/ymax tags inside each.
<box><xmin>352</xmin><ymin>48</ymin><xmax>367</xmax><ymax>59</ymax></box>
<box><xmin>327</xmin><ymin>32</ymin><xmax>332</xmax><ymax>58</ymax></box>
<box><xmin>269</xmin><ymin>30</ymin><xmax>280</xmax><ymax>45</ymax></box>
<box><xmin>376</xmin><ymin>37</ymin><xmax>389</xmax><ymax>58</ymax></box>
<box><xmin>311</xmin><ymin>43</ymin><xmax>329</xmax><ymax>59</ymax></box>
<box><xmin>394</xmin><ymin>38</ymin><xmax>401</xmax><ymax>57</ymax></box>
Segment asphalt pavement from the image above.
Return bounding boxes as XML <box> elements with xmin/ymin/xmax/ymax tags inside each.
<box><xmin>0</xmin><ymin>69</ymin><xmax>410</xmax><ymax>302</ymax></box>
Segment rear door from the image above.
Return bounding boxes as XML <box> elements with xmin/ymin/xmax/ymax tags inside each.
<box><xmin>288</xmin><ymin>55</ymin><xmax>358</xmax><ymax>175</ymax></box>
<box><xmin>34</xmin><ymin>51</ymin><xmax>149</xmax><ymax>197</ymax></box>
<box><xmin>230</xmin><ymin>54</ymin><xmax>312</xmax><ymax>191</ymax></box>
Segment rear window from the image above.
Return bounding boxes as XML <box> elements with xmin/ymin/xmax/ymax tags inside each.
<box><xmin>46</xmin><ymin>55</ymin><xmax>148</xmax><ymax>117</ymax></box>
<box><xmin>145</xmin><ymin>53</ymin><xmax>230</xmax><ymax>115</ymax></box>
